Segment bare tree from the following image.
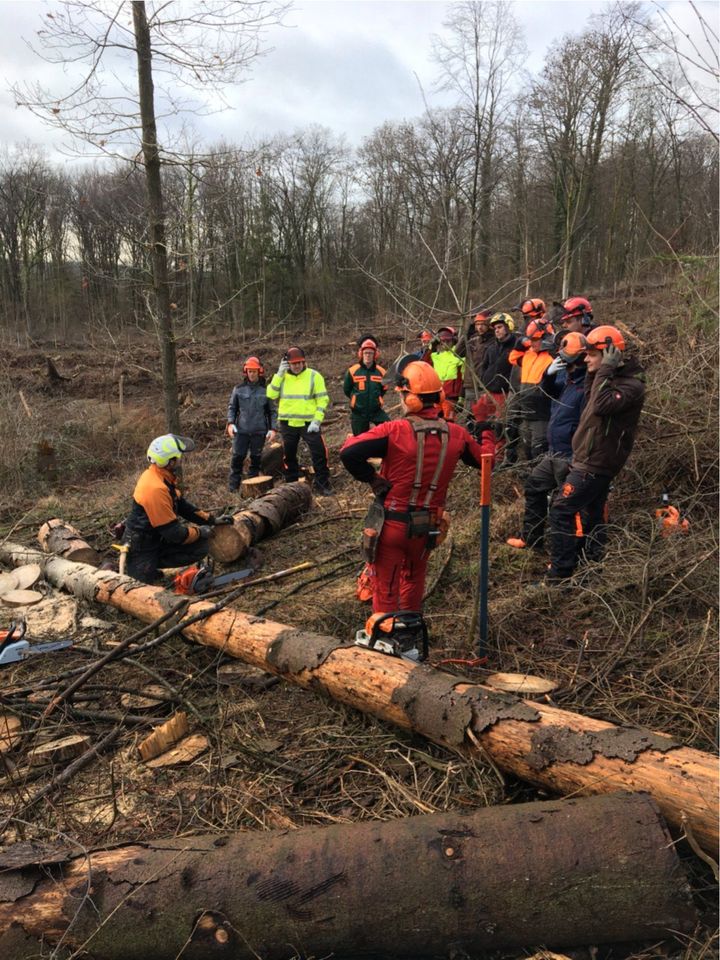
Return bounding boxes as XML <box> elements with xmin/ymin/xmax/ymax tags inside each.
<box><xmin>14</xmin><ymin>0</ymin><xmax>288</xmax><ymax>432</ymax></box>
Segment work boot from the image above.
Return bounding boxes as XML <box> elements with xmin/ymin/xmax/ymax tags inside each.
<box><xmin>506</xmin><ymin>537</ymin><xmax>527</xmax><ymax>549</ymax></box>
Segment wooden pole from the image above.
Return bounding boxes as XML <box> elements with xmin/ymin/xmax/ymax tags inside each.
<box><xmin>1</xmin><ymin>542</ymin><xmax>717</xmax><ymax>858</ymax></box>
<box><xmin>0</xmin><ymin>794</ymin><xmax>696</xmax><ymax>958</ymax></box>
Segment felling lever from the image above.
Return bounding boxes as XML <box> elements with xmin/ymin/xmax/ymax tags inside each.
<box><xmin>355</xmin><ymin>611</ymin><xmax>429</xmax><ymax>662</ymax></box>
<box><xmin>0</xmin><ymin>620</ymin><xmax>74</xmax><ymax>667</ymax></box>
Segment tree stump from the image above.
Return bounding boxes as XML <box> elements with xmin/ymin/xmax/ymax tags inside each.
<box><xmin>28</xmin><ymin>735</ymin><xmax>91</xmax><ymax>767</ymax></box>
<box><xmin>38</xmin><ymin>519</ymin><xmax>100</xmax><ymax>564</ymax></box>
<box><xmin>240</xmin><ymin>475</ymin><xmax>273</xmax><ymax>498</ymax></box>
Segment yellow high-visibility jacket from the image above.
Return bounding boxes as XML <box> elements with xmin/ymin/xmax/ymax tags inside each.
<box><xmin>267</xmin><ymin>367</ymin><xmax>330</xmax><ymax>428</ymax></box>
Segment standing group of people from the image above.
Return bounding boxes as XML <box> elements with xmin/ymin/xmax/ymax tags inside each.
<box><xmin>123</xmin><ymin>299</ymin><xmax>645</xmax><ymax>621</ymax></box>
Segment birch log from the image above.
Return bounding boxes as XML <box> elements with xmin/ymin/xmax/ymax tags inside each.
<box><xmin>1</xmin><ymin>542</ymin><xmax>717</xmax><ymax>858</ymax></box>
<box><xmin>0</xmin><ymin>794</ymin><xmax>696</xmax><ymax>958</ymax></box>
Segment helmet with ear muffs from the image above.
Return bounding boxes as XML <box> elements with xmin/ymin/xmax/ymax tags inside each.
<box><xmin>357</xmin><ymin>337</ymin><xmax>380</xmax><ymax>360</ymax></box>
<box><xmin>393</xmin><ymin>355</ymin><xmax>445</xmax><ymax>413</ymax></box>
<box><xmin>243</xmin><ymin>355</ymin><xmax>265</xmax><ymax>376</ymax></box>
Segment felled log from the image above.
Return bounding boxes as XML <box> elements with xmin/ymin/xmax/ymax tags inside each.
<box><xmin>0</xmin><ymin>794</ymin><xmax>696</xmax><ymax>958</ymax></box>
<box><xmin>1</xmin><ymin>543</ymin><xmax>718</xmax><ymax>857</ymax></box>
<box><xmin>210</xmin><ymin>480</ymin><xmax>312</xmax><ymax>563</ymax></box>
<box><xmin>38</xmin><ymin>519</ymin><xmax>100</xmax><ymax>564</ymax></box>
<box><xmin>240</xmin><ymin>475</ymin><xmax>273</xmax><ymax>498</ymax></box>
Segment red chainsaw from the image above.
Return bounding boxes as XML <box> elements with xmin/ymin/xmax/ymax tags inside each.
<box><xmin>172</xmin><ymin>560</ymin><xmax>254</xmax><ymax>596</ymax></box>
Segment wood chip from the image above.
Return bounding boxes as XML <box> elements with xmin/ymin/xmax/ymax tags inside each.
<box><xmin>28</xmin><ymin>734</ymin><xmax>91</xmax><ymax>766</ymax></box>
<box><xmin>0</xmin><ymin>715</ymin><xmax>22</xmax><ymax>755</ymax></box>
<box><xmin>1</xmin><ymin>589</ymin><xmax>44</xmax><ymax>607</ymax></box>
<box><xmin>138</xmin><ymin>712</ymin><xmax>189</xmax><ymax>762</ymax></box>
<box><xmin>145</xmin><ymin>734</ymin><xmax>209</xmax><ymax>769</ymax></box>
<box><xmin>485</xmin><ymin>672</ymin><xmax>558</xmax><ymax>696</ymax></box>
<box><xmin>0</xmin><ymin>572</ymin><xmax>19</xmax><ymax>597</ymax></box>
<box><xmin>120</xmin><ymin>684</ymin><xmax>170</xmax><ymax>712</ymax></box>
<box><xmin>12</xmin><ymin>564</ymin><xmax>42</xmax><ymax>591</ymax></box>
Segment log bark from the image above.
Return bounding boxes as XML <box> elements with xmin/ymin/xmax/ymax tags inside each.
<box><xmin>1</xmin><ymin>542</ymin><xmax>718</xmax><ymax>858</ymax></box>
<box><xmin>210</xmin><ymin>480</ymin><xmax>312</xmax><ymax>563</ymax></box>
<box><xmin>37</xmin><ymin>519</ymin><xmax>100</xmax><ymax>564</ymax></box>
<box><xmin>0</xmin><ymin>794</ymin><xmax>697</xmax><ymax>958</ymax></box>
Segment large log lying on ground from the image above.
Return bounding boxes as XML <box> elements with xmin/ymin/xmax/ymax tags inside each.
<box><xmin>0</xmin><ymin>794</ymin><xmax>696</xmax><ymax>958</ymax></box>
<box><xmin>210</xmin><ymin>480</ymin><xmax>312</xmax><ymax>562</ymax></box>
<box><xmin>37</xmin><ymin>518</ymin><xmax>100</xmax><ymax>564</ymax></box>
<box><xmin>1</xmin><ymin>543</ymin><xmax>717</xmax><ymax>857</ymax></box>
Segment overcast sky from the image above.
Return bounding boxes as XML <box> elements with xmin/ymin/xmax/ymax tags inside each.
<box><xmin>0</xmin><ymin>0</ymin><xmax>714</xmax><ymax>163</ymax></box>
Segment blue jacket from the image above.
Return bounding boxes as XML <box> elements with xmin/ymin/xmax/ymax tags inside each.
<box><xmin>227</xmin><ymin>380</ymin><xmax>277</xmax><ymax>435</ymax></box>
<box><xmin>545</xmin><ymin>364</ymin><xmax>587</xmax><ymax>457</ymax></box>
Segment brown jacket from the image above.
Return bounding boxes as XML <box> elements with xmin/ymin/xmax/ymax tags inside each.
<box><xmin>456</xmin><ymin>329</ymin><xmax>493</xmax><ymax>391</ymax></box>
<box><xmin>571</xmin><ymin>355</ymin><xmax>646</xmax><ymax>477</ymax></box>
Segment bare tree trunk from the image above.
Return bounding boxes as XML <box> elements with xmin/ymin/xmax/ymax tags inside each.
<box><xmin>132</xmin><ymin>1</ymin><xmax>180</xmax><ymax>434</ymax></box>
<box><xmin>0</xmin><ymin>794</ymin><xmax>696</xmax><ymax>958</ymax></box>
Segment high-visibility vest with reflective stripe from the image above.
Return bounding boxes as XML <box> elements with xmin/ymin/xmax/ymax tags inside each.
<box><xmin>267</xmin><ymin>367</ymin><xmax>330</xmax><ymax>427</ymax></box>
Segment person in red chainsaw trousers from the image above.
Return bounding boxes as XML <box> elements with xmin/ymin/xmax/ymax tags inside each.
<box><xmin>340</xmin><ymin>358</ymin><xmax>484</xmax><ymax>612</ymax></box>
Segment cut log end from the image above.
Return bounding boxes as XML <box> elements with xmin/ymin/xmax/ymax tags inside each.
<box><xmin>240</xmin><ymin>475</ymin><xmax>274</xmax><ymax>498</ymax></box>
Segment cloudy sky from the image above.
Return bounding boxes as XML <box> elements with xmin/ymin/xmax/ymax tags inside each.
<box><xmin>0</xmin><ymin>0</ymin><xmax>713</xmax><ymax>163</ymax></box>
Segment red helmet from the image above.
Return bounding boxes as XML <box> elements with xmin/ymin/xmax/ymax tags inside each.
<box><xmin>558</xmin><ymin>332</ymin><xmax>588</xmax><ymax>363</ymax></box>
<box><xmin>525</xmin><ymin>319</ymin><xmax>555</xmax><ymax>340</ymax></box>
<box><xmin>585</xmin><ymin>325</ymin><xmax>625</xmax><ymax>351</ymax></box>
<box><xmin>517</xmin><ymin>298</ymin><xmax>546</xmax><ymax>319</ymax></box>
<box><xmin>243</xmin><ymin>355</ymin><xmax>264</xmax><ymax>375</ymax></box>
<box><xmin>561</xmin><ymin>296</ymin><xmax>593</xmax><ymax>324</ymax></box>
<box><xmin>358</xmin><ymin>338</ymin><xmax>379</xmax><ymax>360</ymax></box>
<box><xmin>286</xmin><ymin>346</ymin><xmax>306</xmax><ymax>362</ymax></box>
<box><xmin>420</xmin><ymin>330</ymin><xmax>433</xmax><ymax>344</ymax></box>
<box><xmin>437</xmin><ymin>326</ymin><xmax>457</xmax><ymax>344</ymax></box>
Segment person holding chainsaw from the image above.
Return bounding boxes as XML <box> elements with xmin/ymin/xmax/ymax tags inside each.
<box><xmin>226</xmin><ymin>356</ymin><xmax>277</xmax><ymax>491</ymax></box>
<box><xmin>123</xmin><ymin>435</ymin><xmax>234</xmax><ymax>584</ymax></box>
<box><xmin>343</xmin><ymin>338</ymin><xmax>389</xmax><ymax>435</ymax></box>
<box><xmin>340</xmin><ymin>358</ymin><xmax>484</xmax><ymax>614</ymax></box>
<box><xmin>267</xmin><ymin>346</ymin><xmax>332</xmax><ymax>495</ymax></box>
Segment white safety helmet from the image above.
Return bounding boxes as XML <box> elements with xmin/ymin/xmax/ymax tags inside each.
<box><xmin>146</xmin><ymin>434</ymin><xmax>195</xmax><ymax>468</ymax></box>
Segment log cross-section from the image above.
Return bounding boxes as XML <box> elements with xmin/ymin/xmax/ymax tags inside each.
<box><xmin>1</xmin><ymin>542</ymin><xmax>717</xmax><ymax>858</ymax></box>
<box><xmin>0</xmin><ymin>794</ymin><xmax>697</xmax><ymax>958</ymax></box>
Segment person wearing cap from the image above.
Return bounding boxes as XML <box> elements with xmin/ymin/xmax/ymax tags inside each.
<box><xmin>340</xmin><ymin>358</ymin><xmax>484</xmax><ymax>613</ymax></box>
<box><xmin>344</xmin><ymin>338</ymin><xmax>389</xmax><ymax>436</ymax></box>
<box><xmin>123</xmin><ymin>435</ymin><xmax>233</xmax><ymax>584</ymax></box>
<box><xmin>471</xmin><ymin>313</ymin><xmax>516</xmax><ymax>461</ymax></box>
<box><xmin>507</xmin><ymin>317</ymin><xmax>557</xmax><ymax>464</ymax></box>
<box><xmin>456</xmin><ymin>307</ymin><xmax>494</xmax><ymax>412</ymax></box>
<box><xmin>546</xmin><ymin>325</ymin><xmax>646</xmax><ymax>581</ymax></box>
<box><xmin>226</xmin><ymin>356</ymin><xmax>277</xmax><ymax>491</ymax></box>
<box><xmin>430</xmin><ymin>326</ymin><xmax>464</xmax><ymax>421</ymax></box>
<box><xmin>267</xmin><ymin>346</ymin><xmax>332</xmax><ymax>495</ymax></box>
<box><xmin>507</xmin><ymin>332</ymin><xmax>587</xmax><ymax>552</ymax></box>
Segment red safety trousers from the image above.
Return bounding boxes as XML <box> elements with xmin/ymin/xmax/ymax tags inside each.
<box><xmin>471</xmin><ymin>392</ymin><xmax>506</xmax><ymax>461</ymax></box>
<box><xmin>372</xmin><ymin>519</ymin><xmax>428</xmax><ymax>612</ymax></box>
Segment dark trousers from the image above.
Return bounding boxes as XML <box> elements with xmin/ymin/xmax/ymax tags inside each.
<box><xmin>279</xmin><ymin>422</ymin><xmax>330</xmax><ymax>486</ymax></box>
<box><xmin>523</xmin><ymin>454</ymin><xmax>572</xmax><ymax>549</ymax></box>
<box><xmin>127</xmin><ymin>536</ymin><xmax>207</xmax><ymax>585</ymax></box>
<box><xmin>549</xmin><ymin>467</ymin><xmax>611</xmax><ymax>578</ymax></box>
<box><xmin>519</xmin><ymin>419</ymin><xmax>549</xmax><ymax>462</ymax></box>
<box><xmin>351</xmin><ymin>410</ymin><xmax>389</xmax><ymax>436</ymax></box>
<box><xmin>229</xmin><ymin>432</ymin><xmax>265</xmax><ymax>489</ymax></box>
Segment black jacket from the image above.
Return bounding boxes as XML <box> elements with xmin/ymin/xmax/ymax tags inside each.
<box><xmin>479</xmin><ymin>333</ymin><xmax>515</xmax><ymax>393</ymax></box>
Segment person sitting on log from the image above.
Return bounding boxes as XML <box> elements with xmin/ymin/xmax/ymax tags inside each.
<box><xmin>122</xmin><ymin>435</ymin><xmax>233</xmax><ymax>583</ymax></box>
<box><xmin>225</xmin><ymin>356</ymin><xmax>277</xmax><ymax>491</ymax></box>
<box><xmin>343</xmin><ymin>338</ymin><xmax>389</xmax><ymax>436</ymax></box>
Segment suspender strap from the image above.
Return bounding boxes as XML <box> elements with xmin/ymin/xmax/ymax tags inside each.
<box><xmin>407</xmin><ymin>418</ymin><xmax>450</xmax><ymax>509</ymax></box>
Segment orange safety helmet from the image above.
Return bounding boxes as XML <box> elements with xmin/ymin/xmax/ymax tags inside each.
<box><xmin>357</xmin><ymin>337</ymin><xmax>380</xmax><ymax>360</ymax></box>
<box><xmin>525</xmin><ymin>319</ymin><xmax>555</xmax><ymax>340</ymax></box>
<box><xmin>516</xmin><ymin>297</ymin><xmax>546</xmax><ymax>319</ymax></box>
<box><xmin>561</xmin><ymin>296</ymin><xmax>593</xmax><ymax>324</ymax></box>
<box><xmin>243</xmin><ymin>355</ymin><xmax>264</xmax><ymax>375</ymax></box>
<box><xmin>394</xmin><ymin>356</ymin><xmax>444</xmax><ymax>412</ymax></box>
<box><xmin>558</xmin><ymin>332</ymin><xmax>588</xmax><ymax>363</ymax></box>
<box><xmin>419</xmin><ymin>330</ymin><xmax>433</xmax><ymax>344</ymax></box>
<box><xmin>585</xmin><ymin>325</ymin><xmax>625</xmax><ymax>351</ymax></box>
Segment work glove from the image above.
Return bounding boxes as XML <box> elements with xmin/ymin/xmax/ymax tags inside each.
<box><xmin>196</xmin><ymin>525</ymin><xmax>213</xmax><ymax>540</ymax></box>
<box><xmin>546</xmin><ymin>356</ymin><xmax>566</xmax><ymax>377</ymax></box>
<box><xmin>307</xmin><ymin>420</ymin><xmax>321</xmax><ymax>433</ymax></box>
<box><xmin>266</xmin><ymin>429</ymin><xmax>276</xmax><ymax>442</ymax></box>
<box><xmin>370</xmin><ymin>474</ymin><xmax>392</xmax><ymax>499</ymax></box>
<box><xmin>212</xmin><ymin>515</ymin><xmax>235</xmax><ymax>526</ymax></box>
<box><xmin>601</xmin><ymin>344</ymin><xmax>623</xmax><ymax>370</ymax></box>
<box><xmin>277</xmin><ymin>359</ymin><xmax>290</xmax><ymax>377</ymax></box>
<box><xmin>226</xmin><ymin>423</ymin><xmax>237</xmax><ymax>437</ymax></box>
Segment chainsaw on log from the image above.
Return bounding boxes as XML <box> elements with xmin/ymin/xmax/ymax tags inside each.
<box><xmin>172</xmin><ymin>560</ymin><xmax>254</xmax><ymax>596</ymax></box>
<box><xmin>0</xmin><ymin>620</ymin><xmax>74</xmax><ymax>666</ymax></box>
<box><xmin>355</xmin><ymin>611</ymin><xmax>429</xmax><ymax>662</ymax></box>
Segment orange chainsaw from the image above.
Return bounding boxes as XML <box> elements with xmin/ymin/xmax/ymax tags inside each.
<box><xmin>173</xmin><ymin>561</ymin><xmax>253</xmax><ymax>596</ymax></box>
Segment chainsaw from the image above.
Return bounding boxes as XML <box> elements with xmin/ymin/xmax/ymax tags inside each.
<box><xmin>172</xmin><ymin>560</ymin><xmax>254</xmax><ymax>596</ymax></box>
<box><xmin>0</xmin><ymin>621</ymin><xmax>74</xmax><ymax>667</ymax></box>
<box><xmin>355</xmin><ymin>611</ymin><xmax>429</xmax><ymax>662</ymax></box>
